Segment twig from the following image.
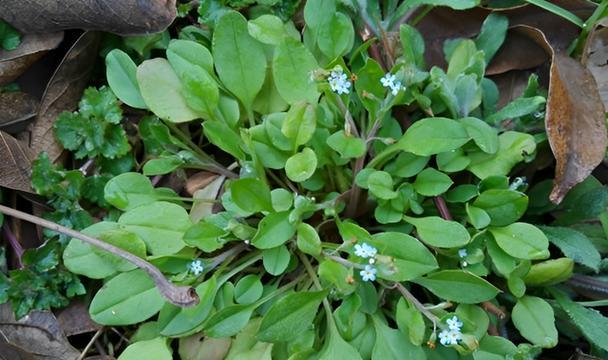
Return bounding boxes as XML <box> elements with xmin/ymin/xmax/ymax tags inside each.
<box><xmin>78</xmin><ymin>158</ymin><xmax>95</xmax><ymax>176</ymax></box>
<box><xmin>482</xmin><ymin>301</ymin><xmax>506</xmax><ymax>319</ymax></box>
<box><xmin>77</xmin><ymin>327</ymin><xmax>104</xmax><ymax>360</ymax></box>
<box><xmin>323</xmin><ymin>253</ymin><xmax>366</xmax><ymax>269</ymax></box>
<box><xmin>394</xmin><ymin>282</ymin><xmax>442</xmax><ymax>330</ymax></box>
<box><xmin>0</xmin><ymin>204</ymin><xmax>199</xmax><ymax>307</ymax></box>
<box><xmin>2</xmin><ymin>223</ymin><xmax>23</xmax><ymax>268</ymax></box>
<box><xmin>433</xmin><ymin>196</ymin><xmax>452</xmax><ymax>220</ymax></box>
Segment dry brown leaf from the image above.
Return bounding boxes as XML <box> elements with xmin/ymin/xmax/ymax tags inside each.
<box><xmin>0</xmin><ymin>304</ymin><xmax>79</xmax><ymax>360</ymax></box>
<box><xmin>415</xmin><ymin>0</ymin><xmax>595</xmax><ymax>70</ymax></box>
<box><xmin>0</xmin><ymin>92</ymin><xmax>38</xmax><ymax>134</ymax></box>
<box><xmin>0</xmin><ymin>1</ymin><xmax>176</xmax><ymax>36</ymax></box>
<box><xmin>55</xmin><ymin>301</ymin><xmax>101</xmax><ymax>337</ymax></box>
<box><xmin>582</xmin><ymin>23</ymin><xmax>608</xmax><ymax>108</ymax></box>
<box><xmin>0</xmin><ymin>32</ymin><xmax>63</xmax><ymax>86</ymax></box>
<box><xmin>185</xmin><ymin>171</ymin><xmax>219</xmax><ymax>196</ymax></box>
<box><xmin>515</xmin><ymin>26</ymin><xmax>607</xmax><ymax>204</ymax></box>
<box><xmin>190</xmin><ymin>176</ymin><xmax>225</xmax><ymax>223</ymax></box>
<box><xmin>0</xmin><ymin>130</ymin><xmax>33</xmax><ymax>192</ymax></box>
<box><xmin>28</xmin><ymin>31</ymin><xmax>99</xmax><ymax>163</ymax></box>
<box><xmin>487</xmin><ymin>30</ymin><xmax>549</xmax><ymax>75</ymax></box>
<box><xmin>490</xmin><ymin>70</ymin><xmax>538</xmax><ymax>109</ymax></box>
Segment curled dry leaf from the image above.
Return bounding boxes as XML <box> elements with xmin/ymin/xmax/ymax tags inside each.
<box><xmin>0</xmin><ymin>130</ymin><xmax>33</xmax><ymax>192</ymax></box>
<box><xmin>0</xmin><ymin>32</ymin><xmax>63</xmax><ymax>86</ymax></box>
<box><xmin>515</xmin><ymin>26</ymin><xmax>607</xmax><ymax>204</ymax></box>
<box><xmin>55</xmin><ymin>301</ymin><xmax>101</xmax><ymax>337</ymax></box>
<box><xmin>582</xmin><ymin>21</ymin><xmax>608</xmax><ymax>109</ymax></box>
<box><xmin>0</xmin><ymin>0</ymin><xmax>176</xmax><ymax>36</ymax></box>
<box><xmin>415</xmin><ymin>0</ymin><xmax>595</xmax><ymax>71</ymax></box>
<box><xmin>27</xmin><ymin>31</ymin><xmax>99</xmax><ymax>163</ymax></box>
<box><xmin>0</xmin><ymin>91</ymin><xmax>38</xmax><ymax>133</ymax></box>
<box><xmin>0</xmin><ymin>304</ymin><xmax>80</xmax><ymax>360</ymax></box>
<box><xmin>486</xmin><ymin>30</ymin><xmax>549</xmax><ymax>75</ymax></box>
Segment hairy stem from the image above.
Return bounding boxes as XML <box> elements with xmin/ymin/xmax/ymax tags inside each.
<box><xmin>0</xmin><ymin>205</ymin><xmax>199</xmax><ymax>307</ymax></box>
<box><xmin>394</xmin><ymin>282</ymin><xmax>442</xmax><ymax>329</ymax></box>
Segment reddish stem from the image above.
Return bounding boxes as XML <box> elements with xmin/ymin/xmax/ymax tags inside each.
<box><xmin>2</xmin><ymin>223</ymin><xmax>24</xmax><ymax>268</ymax></box>
<box><xmin>433</xmin><ymin>196</ymin><xmax>452</xmax><ymax>221</ymax></box>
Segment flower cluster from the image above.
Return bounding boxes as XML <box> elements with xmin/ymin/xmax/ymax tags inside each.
<box><xmin>354</xmin><ymin>243</ymin><xmax>378</xmax><ymax>282</ymax></box>
<box><xmin>458</xmin><ymin>248</ymin><xmax>468</xmax><ymax>267</ymax></box>
<box><xmin>380</xmin><ymin>73</ymin><xmax>403</xmax><ymax>96</ymax></box>
<box><xmin>438</xmin><ymin>316</ymin><xmax>464</xmax><ymax>346</ymax></box>
<box><xmin>189</xmin><ymin>259</ymin><xmax>204</xmax><ymax>276</ymax></box>
<box><xmin>327</xmin><ymin>66</ymin><xmax>351</xmax><ymax>95</ymax></box>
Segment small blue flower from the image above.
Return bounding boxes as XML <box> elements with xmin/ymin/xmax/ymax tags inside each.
<box><xmin>446</xmin><ymin>316</ymin><xmax>463</xmax><ymax>331</ymax></box>
<box><xmin>359</xmin><ymin>265</ymin><xmax>377</xmax><ymax>282</ymax></box>
<box><xmin>189</xmin><ymin>259</ymin><xmax>204</xmax><ymax>276</ymax></box>
<box><xmin>354</xmin><ymin>243</ymin><xmax>377</xmax><ymax>259</ymax></box>
<box><xmin>458</xmin><ymin>249</ymin><xmax>468</xmax><ymax>258</ymax></box>
<box><xmin>328</xmin><ymin>66</ymin><xmax>351</xmax><ymax>95</ymax></box>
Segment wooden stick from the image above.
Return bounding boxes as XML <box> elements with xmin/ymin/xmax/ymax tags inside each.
<box><xmin>0</xmin><ymin>204</ymin><xmax>199</xmax><ymax>307</ymax></box>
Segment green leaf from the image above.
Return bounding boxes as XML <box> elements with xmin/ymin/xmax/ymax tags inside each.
<box><xmin>368</xmin><ymin>232</ymin><xmax>438</xmax><ymax>281</ymax></box>
<box><xmin>285</xmin><ymin>147</ymin><xmax>317</xmax><ymax>182</ymax></box>
<box><xmin>235</xmin><ymin>275</ymin><xmax>263</xmax><ymax>304</ymax></box>
<box><xmin>473</xmin><ymin>189</ymin><xmax>528</xmax><ymax>226</ymax></box>
<box><xmin>63</xmin><ymin>222</ymin><xmax>122</xmax><ymax>278</ymax></box>
<box><xmin>137</xmin><ymin>58</ymin><xmax>199</xmax><ymax>123</ymax></box>
<box><xmin>384</xmin><ymin>152</ymin><xmax>430</xmax><ymax>178</ymax></box>
<box><xmin>230</xmin><ymin>178</ymin><xmax>273</xmax><ymax>213</ymax></box>
<box><xmin>538</xmin><ymin>226</ymin><xmax>601</xmax><ymax>271</ymax></box>
<box><xmin>0</xmin><ymin>20</ymin><xmax>21</xmax><ymax>50</ymax></box>
<box><xmin>117</xmin><ymin>337</ymin><xmax>172</xmax><ymax>360</ymax></box>
<box><xmin>89</xmin><ymin>270</ymin><xmax>164</xmax><ymax>325</ymax></box>
<box><xmin>413</xmin><ymin>270</ymin><xmax>500</xmax><ymax>304</ymax></box>
<box><xmin>460</xmin><ymin>117</ymin><xmax>498</xmax><ymax>154</ymax></box>
<box><xmin>436</xmin><ymin>148</ymin><xmax>470</xmax><ymax>173</ymax></box>
<box><xmin>318</xmin><ymin>322</ymin><xmax>363</xmax><ymax>360</ymax></box>
<box><xmin>475</xmin><ymin>335</ymin><xmax>518</xmax><ymax>360</ymax></box>
<box><xmin>523</xmin><ymin>258</ymin><xmax>573</xmax><ymax>286</ymax></box>
<box><xmin>403</xmin><ymin>0</ymin><xmax>480</xmax><ymax>10</ymax></box>
<box><xmin>397</xmin><ymin>118</ymin><xmax>470</xmax><ymax>156</ymax></box>
<box><xmin>467</xmin><ymin>131</ymin><xmax>536</xmax><ymax>179</ymax></box>
<box><xmin>252</xmin><ymin>212</ymin><xmax>297</xmax><ymax>249</ymax></box>
<box><xmin>118</xmin><ymin>201</ymin><xmax>192</xmax><ymax>255</ymax></box>
<box><xmin>203</xmin><ymin>120</ymin><xmax>246</xmax><ymax>159</ymax></box>
<box><xmin>262</xmin><ymin>245</ymin><xmax>291</xmax><ymax>275</ymax></box>
<box><xmin>413</xmin><ymin>168</ymin><xmax>453</xmax><ymax>196</ymax></box>
<box><xmin>143</xmin><ymin>156</ymin><xmax>184</xmax><ymax>176</ymax></box>
<box><xmin>257</xmin><ymin>290</ymin><xmax>327</xmax><ymax>342</ymax></box>
<box><xmin>167</xmin><ymin>39</ymin><xmax>214</xmax><ymax>74</ymax></box>
<box><xmin>213</xmin><ymin>11</ymin><xmax>266</xmax><ymax>109</ymax></box>
<box><xmin>404</xmin><ymin>215</ymin><xmax>470</xmax><ymax>248</ymax></box>
<box><xmin>487</xmin><ymin>96</ymin><xmax>546</xmax><ymax>124</ymax></box>
<box><xmin>396</xmin><ymin>298</ymin><xmax>425</xmax><ymax>346</ymax></box>
<box><xmin>273</xmin><ymin>37</ymin><xmax>320</xmax><ymax>104</ymax></box>
<box><xmin>475</xmin><ymin>13</ymin><xmax>509</xmax><ymax>64</ymax></box>
<box><xmin>159</xmin><ymin>276</ymin><xmax>218</xmax><ymax>336</ymax></box>
<box><xmin>367</xmin><ymin>171</ymin><xmax>398</xmax><ymax>200</ymax></box>
<box><xmin>466</xmin><ymin>204</ymin><xmax>491</xmax><ymax>229</ymax></box>
<box><xmin>400</xmin><ymin>24</ymin><xmax>425</xmax><ymax>67</ymax></box>
<box><xmin>303</xmin><ymin>0</ymin><xmax>335</xmax><ymax>29</ymax></box>
<box><xmin>183</xmin><ymin>221</ymin><xmax>227</xmax><ymax>253</ymax></box>
<box><xmin>355</xmin><ymin>59</ymin><xmax>385</xmax><ymax>115</ymax></box>
<box><xmin>318</xmin><ymin>260</ymin><xmax>356</xmax><ymax>295</ymax></box>
<box><xmin>489</xmin><ymin>223</ymin><xmax>550</xmax><ymax>260</ymax></box>
<box><xmin>248</xmin><ymin>14</ymin><xmax>287</xmax><ymax>45</ymax></box>
<box><xmin>297</xmin><ymin>223</ymin><xmax>322</xmax><ymax>256</ymax></box>
<box><xmin>105</xmin><ymin>49</ymin><xmax>146</xmax><ymax>109</ymax></box>
<box><xmin>104</xmin><ymin>172</ymin><xmax>158</xmax><ymax>211</ymax></box>
<box><xmin>318</xmin><ymin>12</ymin><xmax>354</xmax><ymax>60</ymax></box>
<box><xmin>205</xmin><ymin>303</ymin><xmax>256</xmax><ymax>338</ymax></box>
<box><xmin>327</xmin><ymin>130</ymin><xmax>366</xmax><ymax>159</ymax></box>
<box><xmin>371</xmin><ymin>315</ymin><xmax>425</xmax><ymax>360</ymax></box>
<box><xmin>282</xmin><ymin>102</ymin><xmax>316</xmax><ymax>147</ymax></box>
<box><xmin>512</xmin><ymin>296</ymin><xmax>557</xmax><ymax>348</ymax></box>
<box><xmin>552</xmin><ymin>289</ymin><xmax>608</xmax><ymax>352</ymax></box>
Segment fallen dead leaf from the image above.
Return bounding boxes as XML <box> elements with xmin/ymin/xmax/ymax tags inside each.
<box><xmin>0</xmin><ymin>130</ymin><xmax>33</xmax><ymax>192</ymax></box>
<box><xmin>27</xmin><ymin>31</ymin><xmax>100</xmax><ymax>163</ymax></box>
<box><xmin>55</xmin><ymin>301</ymin><xmax>101</xmax><ymax>337</ymax></box>
<box><xmin>515</xmin><ymin>26</ymin><xmax>607</xmax><ymax>204</ymax></box>
<box><xmin>0</xmin><ymin>92</ymin><xmax>38</xmax><ymax>134</ymax></box>
<box><xmin>487</xmin><ymin>29</ymin><xmax>549</xmax><ymax>75</ymax></box>
<box><xmin>190</xmin><ymin>176</ymin><xmax>225</xmax><ymax>223</ymax></box>
<box><xmin>0</xmin><ymin>304</ymin><xmax>79</xmax><ymax>360</ymax></box>
<box><xmin>0</xmin><ymin>32</ymin><xmax>64</xmax><ymax>86</ymax></box>
<box><xmin>582</xmin><ymin>22</ymin><xmax>608</xmax><ymax>109</ymax></box>
<box><xmin>0</xmin><ymin>1</ymin><xmax>176</xmax><ymax>36</ymax></box>
<box><xmin>185</xmin><ymin>171</ymin><xmax>219</xmax><ymax>196</ymax></box>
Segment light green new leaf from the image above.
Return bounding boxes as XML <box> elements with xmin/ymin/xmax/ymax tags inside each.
<box><xmin>252</xmin><ymin>211</ymin><xmax>297</xmax><ymax>249</ymax></box>
<box><xmin>327</xmin><ymin>130</ymin><xmax>366</xmax><ymax>159</ymax></box>
<box><xmin>413</xmin><ymin>168</ymin><xmax>453</xmax><ymax>196</ymax></box>
<box><xmin>137</xmin><ymin>58</ymin><xmax>200</xmax><ymax>123</ymax></box>
<box><xmin>203</xmin><ymin>120</ymin><xmax>246</xmax><ymax>159</ymax></box>
<box><xmin>262</xmin><ymin>245</ymin><xmax>291</xmax><ymax>275</ymax></box>
<box><xmin>474</xmin><ymin>189</ymin><xmax>528</xmax><ymax>226</ymax></box>
<box><xmin>460</xmin><ymin>117</ymin><xmax>498</xmax><ymax>154</ymax></box>
<box><xmin>118</xmin><ymin>201</ymin><xmax>192</xmax><ymax>255</ymax></box>
<box><xmin>404</xmin><ymin>215</ymin><xmax>470</xmax><ymax>248</ymax></box>
<box><xmin>487</xmin><ymin>96</ymin><xmax>546</xmax><ymax>124</ymax></box>
<box><xmin>512</xmin><ymin>296</ymin><xmax>557</xmax><ymax>348</ymax></box>
<box><xmin>367</xmin><ymin>171</ymin><xmax>398</xmax><ymax>200</ymax></box>
<box><xmin>475</xmin><ymin>13</ymin><xmax>509</xmax><ymax>64</ymax></box>
<box><xmin>106</xmin><ymin>49</ymin><xmax>146</xmax><ymax>109</ymax></box>
<box><xmin>205</xmin><ymin>304</ymin><xmax>256</xmax><ymax>338</ymax></box>
<box><xmin>117</xmin><ymin>337</ymin><xmax>172</xmax><ymax>360</ymax></box>
<box><xmin>489</xmin><ymin>223</ymin><xmax>549</xmax><ymax>260</ymax></box>
<box><xmin>403</xmin><ymin>0</ymin><xmax>480</xmax><ymax>10</ymax></box>
<box><xmin>297</xmin><ymin>223</ymin><xmax>322</xmax><ymax>256</ymax></box>
<box><xmin>413</xmin><ymin>270</ymin><xmax>500</xmax><ymax>304</ymax></box>
<box><xmin>248</xmin><ymin>14</ymin><xmax>286</xmax><ymax>45</ymax></box>
<box><xmin>90</xmin><ymin>270</ymin><xmax>164</xmax><ymax>325</ymax></box>
<box><xmin>467</xmin><ymin>131</ymin><xmax>536</xmax><ymax>179</ymax></box>
<box><xmin>397</xmin><ymin>118</ymin><xmax>470</xmax><ymax>156</ymax></box>
<box><xmin>213</xmin><ymin>11</ymin><xmax>266</xmax><ymax>109</ymax></box>
<box><xmin>230</xmin><ymin>178</ymin><xmax>273</xmax><ymax>213</ymax></box>
<box><xmin>273</xmin><ymin>37</ymin><xmax>320</xmax><ymax>104</ymax></box>
<box><xmin>396</xmin><ymin>298</ymin><xmax>426</xmax><ymax>346</ymax></box>
<box><xmin>523</xmin><ymin>258</ymin><xmax>573</xmax><ymax>286</ymax></box>
<box><xmin>257</xmin><ymin>290</ymin><xmax>327</xmax><ymax>342</ymax></box>
<box><xmin>285</xmin><ymin>147</ymin><xmax>317</xmax><ymax>182</ymax></box>
<box><xmin>282</xmin><ymin>102</ymin><xmax>316</xmax><ymax>146</ymax></box>
<box><xmin>167</xmin><ymin>39</ymin><xmax>214</xmax><ymax>74</ymax></box>
<box><xmin>235</xmin><ymin>275</ymin><xmax>263</xmax><ymax>304</ymax></box>
<box><xmin>368</xmin><ymin>232</ymin><xmax>438</xmax><ymax>281</ymax></box>
<box><xmin>104</xmin><ymin>172</ymin><xmax>157</xmax><ymax>211</ymax></box>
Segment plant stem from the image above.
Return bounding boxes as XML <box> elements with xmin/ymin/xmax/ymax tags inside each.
<box><xmin>0</xmin><ymin>204</ymin><xmax>199</xmax><ymax>307</ymax></box>
<box><xmin>298</xmin><ymin>253</ymin><xmax>334</xmax><ymax>318</ymax></box>
<box><xmin>433</xmin><ymin>196</ymin><xmax>452</xmax><ymax>220</ymax></box>
<box><xmin>2</xmin><ymin>222</ymin><xmax>23</xmax><ymax>268</ymax></box>
<box><xmin>394</xmin><ymin>282</ymin><xmax>442</xmax><ymax>329</ymax></box>
<box><xmin>206</xmin><ymin>243</ymin><xmax>247</xmax><ymax>271</ymax></box>
<box><xmin>323</xmin><ymin>253</ymin><xmax>366</xmax><ymax>269</ymax></box>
